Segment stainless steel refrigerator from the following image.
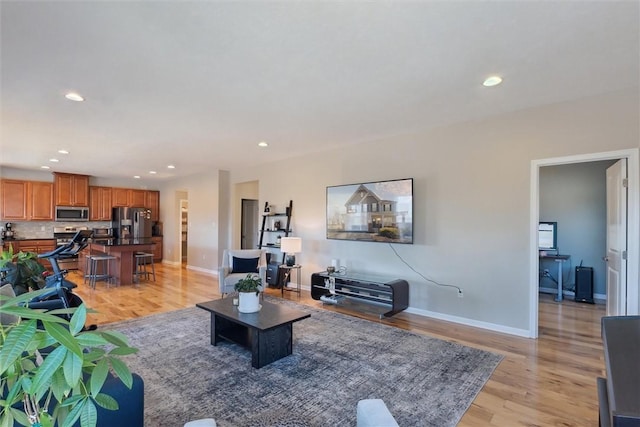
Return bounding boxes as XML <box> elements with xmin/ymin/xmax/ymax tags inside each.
<box><xmin>112</xmin><ymin>207</ymin><xmax>152</xmax><ymax>239</ymax></box>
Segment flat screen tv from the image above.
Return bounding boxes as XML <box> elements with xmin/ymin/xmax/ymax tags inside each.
<box><xmin>326</xmin><ymin>178</ymin><xmax>413</xmax><ymax>244</ymax></box>
<box><xmin>538</xmin><ymin>221</ymin><xmax>557</xmax><ymax>251</ymax></box>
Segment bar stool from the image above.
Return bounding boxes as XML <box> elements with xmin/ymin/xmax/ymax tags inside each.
<box><xmin>85</xmin><ymin>254</ymin><xmax>116</xmax><ymax>289</ymax></box>
<box><xmin>134</xmin><ymin>252</ymin><xmax>156</xmax><ymax>283</ymax></box>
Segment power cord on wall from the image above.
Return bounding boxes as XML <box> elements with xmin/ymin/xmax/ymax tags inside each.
<box><xmin>388</xmin><ymin>243</ymin><xmax>463</xmax><ymax>296</ymax></box>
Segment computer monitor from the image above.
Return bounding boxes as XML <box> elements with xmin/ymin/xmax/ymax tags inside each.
<box><xmin>538</xmin><ymin>221</ymin><xmax>557</xmax><ymax>251</ymax></box>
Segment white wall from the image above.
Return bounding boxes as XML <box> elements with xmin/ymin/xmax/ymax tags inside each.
<box><xmin>228</xmin><ymin>90</ymin><xmax>639</xmax><ymax>335</ymax></box>
<box><xmin>158</xmin><ymin>171</ymin><xmax>221</xmax><ymax>272</ymax></box>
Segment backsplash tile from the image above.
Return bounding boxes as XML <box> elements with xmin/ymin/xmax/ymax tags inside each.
<box><xmin>1</xmin><ymin>221</ymin><xmax>111</xmax><ymax>240</ymax></box>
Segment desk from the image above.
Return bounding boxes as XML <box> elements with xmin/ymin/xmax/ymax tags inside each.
<box><xmin>540</xmin><ymin>254</ymin><xmax>570</xmax><ymax>302</ymax></box>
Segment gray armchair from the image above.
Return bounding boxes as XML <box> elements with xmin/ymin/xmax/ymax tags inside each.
<box><xmin>218</xmin><ymin>249</ymin><xmax>267</xmax><ymax>296</ymax></box>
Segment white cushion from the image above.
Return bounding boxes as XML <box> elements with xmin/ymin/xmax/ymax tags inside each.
<box><xmin>184</xmin><ymin>419</ymin><xmax>216</xmax><ymax>427</ymax></box>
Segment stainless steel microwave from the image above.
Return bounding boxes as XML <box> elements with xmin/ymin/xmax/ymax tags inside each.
<box><xmin>55</xmin><ymin>206</ymin><xmax>89</xmax><ymax>222</ymax></box>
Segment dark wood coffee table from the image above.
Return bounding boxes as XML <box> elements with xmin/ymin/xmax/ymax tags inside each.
<box><xmin>196</xmin><ymin>298</ymin><xmax>310</xmax><ymax>368</ymax></box>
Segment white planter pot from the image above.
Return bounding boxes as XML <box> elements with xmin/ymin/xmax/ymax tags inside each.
<box><xmin>238</xmin><ymin>291</ymin><xmax>260</xmax><ymax>313</ymax></box>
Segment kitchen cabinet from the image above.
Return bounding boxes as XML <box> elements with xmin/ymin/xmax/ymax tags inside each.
<box><xmin>151</xmin><ymin>236</ymin><xmax>162</xmax><ymax>262</ymax></box>
<box><xmin>1</xmin><ymin>179</ymin><xmax>54</xmax><ymax>221</ymax></box>
<box><xmin>54</xmin><ymin>173</ymin><xmax>89</xmax><ymax>207</ymax></box>
<box><xmin>112</xmin><ymin>188</ymin><xmax>130</xmax><ymax>207</ymax></box>
<box><xmin>145</xmin><ymin>191</ymin><xmax>160</xmax><ymax>221</ymax></box>
<box><xmin>29</xmin><ymin>181</ymin><xmax>54</xmax><ymax>220</ymax></box>
<box><xmin>1</xmin><ymin>179</ymin><xmax>28</xmax><ymax>220</ymax></box>
<box><xmin>130</xmin><ymin>190</ymin><xmax>146</xmax><ymax>207</ymax></box>
<box><xmin>89</xmin><ymin>186</ymin><xmax>113</xmax><ymax>221</ymax></box>
<box><xmin>2</xmin><ymin>239</ymin><xmax>56</xmax><ymax>268</ymax></box>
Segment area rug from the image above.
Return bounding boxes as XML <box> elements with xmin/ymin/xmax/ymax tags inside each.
<box><xmin>103</xmin><ymin>298</ymin><xmax>502</xmax><ymax>427</ymax></box>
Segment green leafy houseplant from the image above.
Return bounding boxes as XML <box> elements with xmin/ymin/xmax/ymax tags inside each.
<box><xmin>0</xmin><ymin>289</ymin><xmax>138</xmax><ymax>427</ymax></box>
<box><xmin>0</xmin><ymin>247</ymin><xmax>46</xmax><ymax>296</ymax></box>
<box><xmin>233</xmin><ymin>274</ymin><xmax>261</xmax><ymax>295</ymax></box>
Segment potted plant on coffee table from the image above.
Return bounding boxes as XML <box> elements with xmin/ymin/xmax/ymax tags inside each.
<box><xmin>234</xmin><ymin>273</ymin><xmax>262</xmax><ymax>313</ymax></box>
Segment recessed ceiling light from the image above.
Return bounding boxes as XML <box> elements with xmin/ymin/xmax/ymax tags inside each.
<box><xmin>133</xmin><ymin>175</ymin><xmax>140</xmax><ymax>179</ymax></box>
<box><xmin>58</xmin><ymin>149</ymin><xmax>69</xmax><ymax>154</ymax></box>
<box><xmin>49</xmin><ymin>158</ymin><xmax>59</xmax><ymax>162</ymax></box>
<box><xmin>167</xmin><ymin>165</ymin><xmax>176</xmax><ymax>169</ymax></box>
<box><xmin>149</xmin><ymin>171</ymin><xmax>157</xmax><ymax>174</ymax></box>
<box><xmin>41</xmin><ymin>165</ymin><xmax>50</xmax><ymax>169</ymax></box>
<box><xmin>258</xmin><ymin>141</ymin><xmax>268</xmax><ymax>147</ymax></box>
<box><xmin>64</xmin><ymin>92</ymin><xmax>84</xmax><ymax>102</ymax></box>
<box><xmin>483</xmin><ymin>76</ymin><xmax>503</xmax><ymax>87</ymax></box>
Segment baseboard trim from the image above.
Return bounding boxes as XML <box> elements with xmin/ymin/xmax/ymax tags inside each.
<box><xmin>539</xmin><ymin>287</ymin><xmax>606</xmax><ymax>301</ymax></box>
<box><xmin>404</xmin><ymin>307</ymin><xmax>531</xmax><ymax>338</ymax></box>
<box><xmin>186</xmin><ymin>265</ymin><xmax>217</xmax><ymax>275</ymax></box>
<box><xmin>161</xmin><ymin>260</ymin><xmax>181</xmax><ymax>267</ymax></box>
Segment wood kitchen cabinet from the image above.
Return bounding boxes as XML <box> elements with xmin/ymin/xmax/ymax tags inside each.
<box><xmin>54</xmin><ymin>173</ymin><xmax>89</xmax><ymax>206</ymax></box>
<box><xmin>89</xmin><ymin>186</ymin><xmax>113</xmax><ymax>221</ymax></box>
<box><xmin>1</xmin><ymin>179</ymin><xmax>28</xmax><ymax>220</ymax></box>
<box><xmin>112</xmin><ymin>188</ymin><xmax>130</xmax><ymax>207</ymax></box>
<box><xmin>2</xmin><ymin>239</ymin><xmax>56</xmax><ymax>268</ymax></box>
<box><xmin>151</xmin><ymin>236</ymin><xmax>162</xmax><ymax>262</ymax></box>
<box><xmin>29</xmin><ymin>181</ymin><xmax>54</xmax><ymax>220</ymax></box>
<box><xmin>1</xmin><ymin>179</ymin><xmax>53</xmax><ymax>221</ymax></box>
<box><xmin>145</xmin><ymin>191</ymin><xmax>160</xmax><ymax>221</ymax></box>
<box><xmin>130</xmin><ymin>190</ymin><xmax>146</xmax><ymax>207</ymax></box>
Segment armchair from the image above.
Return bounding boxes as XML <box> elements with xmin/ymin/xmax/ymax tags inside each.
<box><xmin>218</xmin><ymin>249</ymin><xmax>267</xmax><ymax>296</ymax></box>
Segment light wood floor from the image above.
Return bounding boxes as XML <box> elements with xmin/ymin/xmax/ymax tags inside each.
<box><xmin>68</xmin><ymin>263</ymin><xmax>606</xmax><ymax>426</ymax></box>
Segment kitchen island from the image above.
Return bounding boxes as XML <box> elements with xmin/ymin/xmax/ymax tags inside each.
<box><xmin>89</xmin><ymin>238</ymin><xmax>155</xmax><ymax>286</ymax></box>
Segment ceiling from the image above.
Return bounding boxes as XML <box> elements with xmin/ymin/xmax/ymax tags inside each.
<box><xmin>1</xmin><ymin>1</ymin><xmax>638</xmax><ymax>181</ymax></box>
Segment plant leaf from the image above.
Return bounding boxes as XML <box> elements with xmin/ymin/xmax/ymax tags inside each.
<box><xmin>1</xmin><ymin>306</ymin><xmax>68</xmax><ymax>324</ymax></box>
<box><xmin>108</xmin><ymin>357</ymin><xmax>133</xmax><ymax>389</ymax></box>
<box><xmin>90</xmin><ymin>359</ymin><xmax>109</xmax><ymax>397</ymax></box>
<box><xmin>0</xmin><ymin>319</ymin><xmax>36</xmax><ymax>374</ymax></box>
<box><xmin>97</xmin><ymin>330</ymin><xmax>129</xmax><ymax>347</ymax></box>
<box><xmin>44</xmin><ymin>322</ymin><xmax>82</xmax><ymax>357</ymax></box>
<box><xmin>75</xmin><ymin>332</ymin><xmax>109</xmax><ymax>347</ymax></box>
<box><xmin>93</xmin><ymin>392</ymin><xmax>119</xmax><ymax>411</ymax></box>
<box><xmin>69</xmin><ymin>304</ymin><xmax>87</xmax><ymax>336</ymax></box>
<box><xmin>61</xmin><ymin>397</ymin><xmax>85</xmax><ymax>427</ymax></box>
<box><xmin>63</xmin><ymin>350</ymin><xmax>83</xmax><ymax>388</ymax></box>
<box><xmin>108</xmin><ymin>346</ymin><xmax>138</xmax><ymax>356</ymax></box>
<box><xmin>79</xmin><ymin>399</ymin><xmax>97</xmax><ymax>427</ymax></box>
<box><xmin>30</xmin><ymin>345</ymin><xmax>66</xmax><ymax>396</ymax></box>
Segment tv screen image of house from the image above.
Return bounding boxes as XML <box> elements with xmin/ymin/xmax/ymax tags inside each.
<box><xmin>326</xmin><ymin>178</ymin><xmax>413</xmax><ymax>244</ymax></box>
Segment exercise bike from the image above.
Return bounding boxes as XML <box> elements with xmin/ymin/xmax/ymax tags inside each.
<box><xmin>25</xmin><ymin>229</ymin><xmax>94</xmax><ymax>321</ymax></box>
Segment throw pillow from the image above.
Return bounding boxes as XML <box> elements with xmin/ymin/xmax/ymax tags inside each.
<box><xmin>232</xmin><ymin>257</ymin><xmax>259</xmax><ymax>274</ymax></box>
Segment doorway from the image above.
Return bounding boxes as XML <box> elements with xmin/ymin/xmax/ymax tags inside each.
<box><xmin>241</xmin><ymin>199</ymin><xmax>259</xmax><ymax>249</ymax></box>
<box><xmin>529</xmin><ymin>149</ymin><xmax>639</xmax><ymax>338</ymax></box>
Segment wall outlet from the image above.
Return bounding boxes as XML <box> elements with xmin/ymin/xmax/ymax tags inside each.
<box><xmin>543</xmin><ymin>269</ymin><xmax>550</xmax><ymax>275</ymax></box>
<box><xmin>458</xmin><ymin>289</ymin><xmax>464</xmax><ymax>298</ymax></box>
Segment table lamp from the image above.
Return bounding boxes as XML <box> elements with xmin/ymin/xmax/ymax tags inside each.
<box><xmin>280</xmin><ymin>237</ymin><xmax>301</xmax><ymax>266</ymax></box>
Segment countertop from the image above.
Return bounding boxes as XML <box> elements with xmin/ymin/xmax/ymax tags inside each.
<box><xmin>90</xmin><ymin>238</ymin><xmax>155</xmax><ymax>247</ymax></box>
<box><xmin>2</xmin><ymin>238</ymin><xmax>55</xmax><ymax>241</ymax></box>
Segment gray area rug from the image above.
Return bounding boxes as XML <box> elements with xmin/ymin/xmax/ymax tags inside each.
<box><xmin>104</xmin><ymin>298</ymin><xmax>502</xmax><ymax>427</ymax></box>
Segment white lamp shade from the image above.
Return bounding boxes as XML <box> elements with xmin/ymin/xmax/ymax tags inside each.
<box><xmin>280</xmin><ymin>237</ymin><xmax>302</xmax><ymax>253</ymax></box>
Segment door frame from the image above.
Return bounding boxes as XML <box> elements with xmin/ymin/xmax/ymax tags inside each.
<box><xmin>529</xmin><ymin>148</ymin><xmax>639</xmax><ymax>338</ymax></box>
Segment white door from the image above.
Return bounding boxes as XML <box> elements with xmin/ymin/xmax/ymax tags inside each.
<box><xmin>605</xmin><ymin>159</ymin><xmax>628</xmax><ymax>316</ymax></box>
